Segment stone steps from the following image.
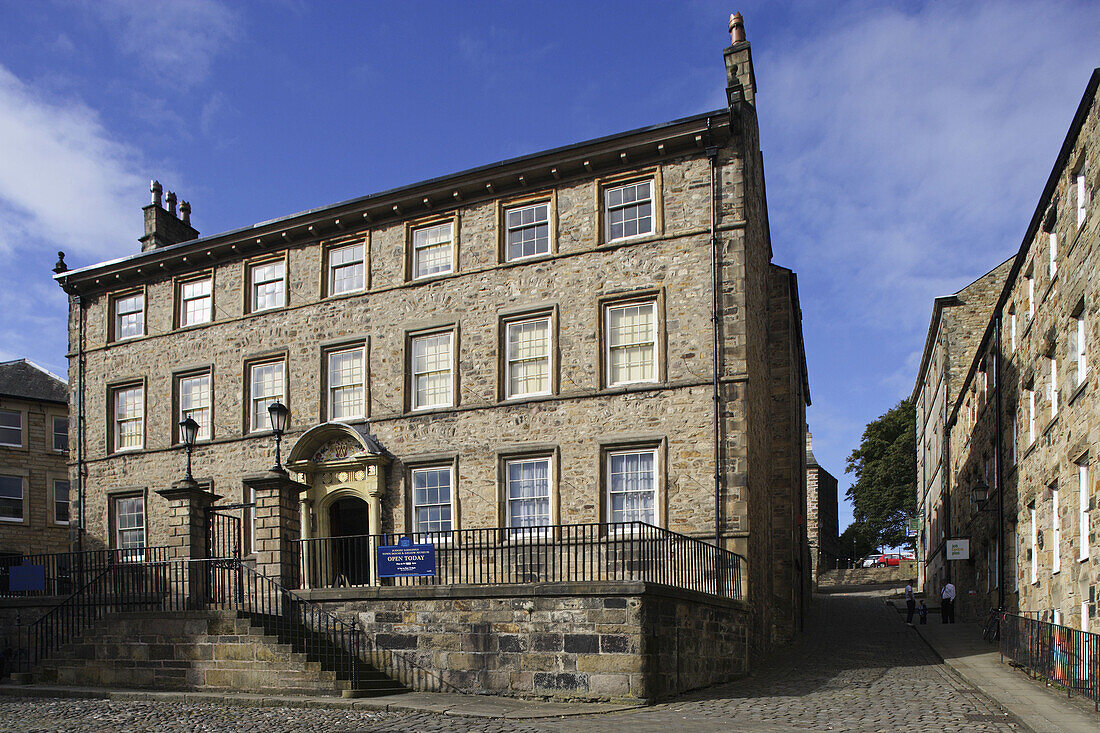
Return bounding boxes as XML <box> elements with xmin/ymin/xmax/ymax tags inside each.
<box><xmin>30</xmin><ymin>610</ymin><xmax>407</xmax><ymax>697</ymax></box>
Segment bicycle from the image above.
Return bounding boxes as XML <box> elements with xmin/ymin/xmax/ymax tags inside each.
<box><xmin>982</xmin><ymin>607</ymin><xmax>1003</xmax><ymax>642</ymax></box>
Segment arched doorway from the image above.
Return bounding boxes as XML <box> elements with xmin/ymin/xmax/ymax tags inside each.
<box><xmin>328</xmin><ymin>496</ymin><xmax>370</xmax><ymax>586</ymax></box>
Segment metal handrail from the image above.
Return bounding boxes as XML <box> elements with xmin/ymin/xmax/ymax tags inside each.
<box><xmin>293</xmin><ymin>521</ymin><xmax>745</xmax><ymax>599</ymax></box>
<box><xmin>0</xmin><ymin>546</ymin><xmax>172</xmax><ymax>597</ymax></box>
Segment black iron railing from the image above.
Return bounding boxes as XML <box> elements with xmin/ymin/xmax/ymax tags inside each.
<box><xmin>1000</xmin><ymin>612</ymin><xmax>1100</xmax><ymax>710</ymax></box>
<box><xmin>0</xmin><ymin>546</ymin><xmax>171</xmax><ymax>597</ymax></box>
<box><xmin>294</xmin><ymin>522</ymin><xmax>745</xmax><ymax>599</ymax></box>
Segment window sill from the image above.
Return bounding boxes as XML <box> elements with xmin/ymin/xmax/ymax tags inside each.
<box><xmin>600</xmin><ymin>380</ymin><xmax>662</xmax><ymax>395</ymax></box>
<box><xmin>1042</xmin><ymin>414</ymin><xmax>1060</xmax><ymax>436</ymax></box>
<box><xmin>175</xmin><ymin>320</ymin><xmax>215</xmax><ymax>333</ymax></box>
<box><xmin>324</xmin><ymin>288</ymin><xmax>367</xmax><ymax>302</ymax></box>
<box><xmin>408</xmin><ymin>271</ymin><xmax>456</xmax><ymax>285</ymax></box>
<box><xmin>110</xmin><ymin>448</ymin><xmax>145</xmax><ymax>456</ymax></box>
<box><xmin>0</xmin><ymin>517</ymin><xmax>25</xmax><ymax>524</ymax></box>
<box><xmin>1023</xmin><ymin>440</ymin><xmax>1039</xmax><ymax>460</ymax></box>
<box><xmin>597</xmin><ymin>231</ymin><xmax>661</xmax><ymax>250</ymax></box>
<box><xmin>501</xmin><ymin>251</ymin><xmax>554</xmax><ymax>267</ymax></box>
<box><xmin>1068</xmin><ymin>378</ymin><xmax>1088</xmax><ymax>406</ymax></box>
<box><xmin>248</xmin><ymin>305</ymin><xmax>288</xmax><ymax>316</ymax></box>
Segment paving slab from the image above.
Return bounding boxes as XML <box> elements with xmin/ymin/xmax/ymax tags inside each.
<box><xmin>914</xmin><ymin>620</ymin><xmax>1099</xmax><ymax>733</ymax></box>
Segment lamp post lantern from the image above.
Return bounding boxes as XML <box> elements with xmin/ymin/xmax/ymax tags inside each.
<box><xmin>268</xmin><ymin>401</ymin><xmax>289</xmax><ymax>474</ymax></box>
<box><xmin>179</xmin><ymin>416</ymin><xmax>200</xmax><ymax>488</ymax></box>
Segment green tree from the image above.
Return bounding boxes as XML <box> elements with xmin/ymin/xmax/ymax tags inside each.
<box><xmin>839</xmin><ymin>521</ymin><xmax>879</xmax><ymax>562</ymax></box>
<box><xmin>845</xmin><ymin>399</ymin><xmax>917</xmax><ymax>549</ymax></box>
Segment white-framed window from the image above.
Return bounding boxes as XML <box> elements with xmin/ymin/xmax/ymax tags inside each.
<box><xmin>54</xmin><ymin>480</ymin><xmax>70</xmax><ymax>525</ymax></box>
<box><xmin>179</xmin><ymin>276</ymin><xmax>212</xmax><ymax>327</ymax></box>
<box><xmin>1073</xmin><ymin>312</ymin><xmax>1088</xmax><ymax>387</ymax></box>
<box><xmin>1075</xmin><ymin>162</ymin><xmax>1088</xmax><ymax>228</ymax></box>
<box><xmin>1079</xmin><ymin>459</ymin><xmax>1090</xmax><ymax>562</ymax></box>
<box><xmin>1029</xmin><ymin>503</ymin><xmax>1038</xmax><ymax>584</ymax></box>
<box><xmin>0</xmin><ymin>409</ymin><xmax>21</xmax><ymax>447</ymax></box>
<box><xmin>112</xmin><ymin>385</ymin><xmax>144</xmax><ymax>452</ymax></box>
<box><xmin>113</xmin><ymin>292</ymin><xmax>144</xmax><ymax>340</ymax></box>
<box><xmin>1027</xmin><ymin>388</ymin><xmax>1036</xmax><ymax>444</ymax></box>
<box><xmin>1084</xmin><ymin>602</ymin><xmax>1090</xmax><ymax>633</ymax></box>
<box><xmin>1048</xmin><ymin>356</ymin><xmax>1059</xmax><ymax>418</ymax></box>
<box><xmin>250</xmin><ymin>260</ymin><xmax>285</xmax><ymax>312</ymax></box>
<box><xmin>1008</xmin><ymin>529</ymin><xmax>1018</xmax><ymax>593</ymax></box>
<box><xmin>505</xmin><ymin>202</ymin><xmax>550</xmax><ymax>261</ymax></box>
<box><xmin>505</xmin><ymin>316</ymin><xmax>551</xmax><ymax>399</ymax></box>
<box><xmin>113</xmin><ymin>495</ymin><xmax>145</xmax><ymax>551</ymax></box>
<box><xmin>506</xmin><ymin>456</ymin><xmax>552</xmax><ymax>533</ymax></box>
<box><xmin>1026</xmin><ymin>271</ymin><xmax>1035</xmax><ymax>320</ymax></box>
<box><xmin>247</xmin><ymin>485</ymin><xmax>256</xmax><ymax>556</ymax></box>
<box><xmin>1052</xmin><ymin>482</ymin><xmax>1061</xmax><ymax>574</ymax></box>
<box><xmin>605</xmin><ymin>180</ymin><xmax>653</xmax><ymax>242</ymax></box>
<box><xmin>328</xmin><ymin>242</ymin><xmax>365</xmax><ymax>296</ymax></box>
<box><xmin>1049</xmin><ymin>232</ymin><xmax>1058</xmax><ymax>278</ymax></box>
<box><xmin>1009</xmin><ymin>307</ymin><xmax>1017</xmax><ymax>353</ymax></box>
<box><xmin>606</xmin><ymin>300</ymin><xmax>658</xmax><ymax>386</ymax></box>
<box><xmin>412</xmin><ymin>222</ymin><xmax>453</xmax><ymax>279</ymax></box>
<box><xmin>52</xmin><ymin>417</ymin><xmax>68</xmax><ymax>452</ymax></box>
<box><xmin>178</xmin><ymin>372</ymin><xmax>212</xmax><ymax>441</ymax></box>
<box><xmin>0</xmin><ymin>475</ymin><xmax>23</xmax><ymax>522</ymax></box>
<box><xmin>1009</xmin><ymin>412</ymin><xmax>1017</xmax><ymax>466</ymax></box>
<box><xmin>411</xmin><ymin>465</ymin><xmax>453</xmax><ymax>536</ymax></box>
<box><xmin>249</xmin><ymin>360</ymin><xmax>285</xmax><ymax>433</ymax></box>
<box><xmin>607</xmin><ymin>448</ymin><xmax>658</xmax><ymax>525</ymax></box>
<box><xmin>411</xmin><ymin>331</ymin><xmax>453</xmax><ymax>410</ymax></box>
<box><xmin>327</xmin><ymin>346</ymin><xmax>366</xmax><ymax>420</ymax></box>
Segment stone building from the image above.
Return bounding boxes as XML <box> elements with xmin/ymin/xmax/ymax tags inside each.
<box><xmin>0</xmin><ymin>359</ymin><xmax>69</xmax><ymax>560</ymax></box>
<box><xmin>805</xmin><ymin>430</ymin><xmax>840</xmax><ymax>580</ymax></box>
<box><xmin>914</xmin><ymin>68</ymin><xmax>1100</xmax><ymax>626</ymax></box>
<box><xmin>51</xmin><ymin>17</ymin><xmax>810</xmax><ymax>680</ymax></box>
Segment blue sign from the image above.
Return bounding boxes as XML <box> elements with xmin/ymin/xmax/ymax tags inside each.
<box><xmin>9</xmin><ymin>564</ymin><xmax>46</xmax><ymax>592</ymax></box>
<box><xmin>377</xmin><ymin>536</ymin><xmax>436</xmax><ymax>578</ymax></box>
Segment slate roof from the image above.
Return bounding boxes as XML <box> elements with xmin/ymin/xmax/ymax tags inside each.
<box><xmin>0</xmin><ymin>359</ymin><xmax>68</xmax><ymax>404</ymax></box>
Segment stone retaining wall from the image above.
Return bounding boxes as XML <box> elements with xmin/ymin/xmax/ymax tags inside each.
<box><xmin>817</xmin><ymin>561</ymin><xmax>917</xmax><ymax>588</ymax></box>
<box><xmin>0</xmin><ymin>597</ymin><xmax>59</xmax><ymax>670</ymax></box>
<box><xmin>307</xmin><ymin>580</ymin><xmax>749</xmax><ymax>702</ymax></box>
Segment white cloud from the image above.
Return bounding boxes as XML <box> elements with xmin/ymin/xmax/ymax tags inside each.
<box><xmin>93</xmin><ymin>0</ymin><xmax>239</xmax><ymax>87</ymax></box>
<box><xmin>0</xmin><ymin>64</ymin><xmax>151</xmax><ymax>259</ymax></box>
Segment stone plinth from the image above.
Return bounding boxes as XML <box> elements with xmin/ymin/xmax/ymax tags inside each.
<box><xmin>243</xmin><ymin>471</ymin><xmax>306</xmax><ymax>588</ymax></box>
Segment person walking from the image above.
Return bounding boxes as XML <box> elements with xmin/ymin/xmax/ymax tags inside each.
<box><xmin>941</xmin><ymin>580</ymin><xmax>956</xmax><ymax>623</ymax></box>
<box><xmin>905</xmin><ymin>580</ymin><xmax>916</xmax><ymax>625</ymax></box>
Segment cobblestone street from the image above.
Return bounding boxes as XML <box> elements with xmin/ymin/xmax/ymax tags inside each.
<box><xmin>0</xmin><ymin>592</ymin><xmax>1022</xmax><ymax>732</ymax></box>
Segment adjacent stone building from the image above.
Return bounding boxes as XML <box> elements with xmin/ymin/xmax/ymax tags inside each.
<box><xmin>0</xmin><ymin>359</ymin><xmax>70</xmax><ymax>560</ymax></box>
<box><xmin>52</xmin><ymin>18</ymin><xmax>810</xmax><ymax>667</ymax></box>
<box><xmin>914</xmin><ymin>69</ymin><xmax>1100</xmax><ymax>627</ymax></box>
<box><xmin>805</xmin><ymin>430</ymin><xmax>840</xmax><ymax>580</ymax></box>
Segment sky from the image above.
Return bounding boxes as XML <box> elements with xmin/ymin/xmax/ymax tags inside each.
<box><xmin>1</xmin><ymin>0</ymin><xmax>1097</xmax><ymax>534</ymax></box>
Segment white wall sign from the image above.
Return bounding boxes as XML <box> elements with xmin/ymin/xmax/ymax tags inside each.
<box><xmin>946</xmin><ymin>539</ymin><xmax>970</xmax><ymax>560</ymax></box>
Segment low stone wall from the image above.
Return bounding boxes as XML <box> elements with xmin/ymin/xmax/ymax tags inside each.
<box><xmin>306</xmin><ymin>581</ymin><xmax>750</xmax><ymax>702</ymax></box>
<box><xmin>0</xmin><ymin>597</ymin><xmax>61</xmax><ymax>670</ymax></box>
<box><xmin>817</xmin><ymin>561</ymin><xmax>917</xmax><ymax>588</ymax></box>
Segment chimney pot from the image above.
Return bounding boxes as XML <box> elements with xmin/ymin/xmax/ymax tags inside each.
<box><xmin>151</xmin><ymin>180</ymin><xmax>163</xmax><ymax>207</ymax></box>
<box><xmin>729</xmin><ymin>12</ymin><xmax>745</xmax><ymax>43</ymax></box>
<box><xmin>166</xmin><ymin>191</ymin><xmax>177</xmax><ymax>216</ymax></box>
<box><xmin>179</xmin><ymin>200</ymin><xmax>191</xmax><ymax>224</ymax></box>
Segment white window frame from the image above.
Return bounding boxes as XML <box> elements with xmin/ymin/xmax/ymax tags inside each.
<box><xmin>249</xmin><ymin>260</ymin><xmax>285</xmax><ymax>313</ymax></box>
<box><xmin>1030</xmin><ymin>503</ymin><xmax>1038</xmax><ymax>584</ymax></box>
<box><xmin>504</xmin><ymin>202</ymin><xmax>550</xmax><ymax>261</ymax></box>
<box><xmin>248</xmin><ymin>360</ymin><xmax>286</xmax><ymax>433</ymax></box>
<box><xmin>604</xmin><ymin>179</ymin><xmax>654</xmax><ymax>242</ymax></box>
<box><xmin>112</xmin><ymin>292</ymin><xmax>144</xmax><ymax>341</ymax></box>
<box><xmin>1049</xmin><ymin>356</ymin><xmax>1059</xmax><ymax>418</ymax></box>
<box><xmin>1009</xmin><ymin>412</ymin><xmax>1017</xmax><ymax>467</ymax></box>
<box><xmin>179</xmin><ymin>276</ymin><xmax>213</xmax><ymax>327</ymax></box>
<box><xmin>328</xmin><ymin>242</ymin><xmax>366</xmax><ymax>296</ymax></box>
<box><xmin>411</xmin><ymin>465</ymin><xmax>454</xmax><ymax>539</ymax></box>
<box><xmin>0</xmin><ymin>475</ymin><xmax>24</xmax><ymax>523</ymax></box>
<box><xmin>1074</xmin><ymin>312</ymin><xmax>1088</xmax><ymax>387</ymax></box>
<box><xmin>1049</xmin><ymin>232</ymin><xmax>1058</xmax><ymax>278</ymax></box>
<box><xmin>54</xmin><ymin>479</ymin><xmax>70</xmax><ymax>525</ymax></box>
<box><xmin>113</xmin><ymin>494</ymin><xmax>145</xmax><ymax>557</ymax></box>
<box><xmin>605</xmin><ymin>299</ymin><xmax>659</xmax><ymax>387</ymax></box>
<box><xmin>505</xmin><ymin>456</ymin><xmax>552</xmax><ymax>535</ymax></box>
<box><xmin>326</xmin><ymin>345</ymin><xmax>366</xmax><ymax>421</ymax></box>
<box><xmin>1076</xmin><ymin>163</ymin><xmax>1088</xmax><ymax>228</ymax></box>
<box><xmin>1026</xmin><ymin>272</ymin><xmax>1035</xmax><ymax>320</ymax></box>
<box><xmin>410</xmin><ymin>331</ymin><xmax>454</xmax><ymax>410</ymax></box>
<box><xmin>1009</xmin><ymin>308</ymin><xmax>1017</xmax><ymax>353</ymax></box>
<box><xmin>606</xmin><ymin>447</ymin><xmax>659</xmax><ymax>527</ymax></box>
<box><xmin>505</xmin><ymin>315</ymin><xmax>552</xmax><ymax>399</ymax></box>
<box><xmin>1080</xmin><ymin>459</ymin><xmax>1090</xmax><ymax>562</ymax></box>
<box><xmin>112</xmin><ymin>385</ymin><xmax>144</xmax><ymax>452</ymax></box>
<box><xmin>1027</xmin><ymin>388</ymin><xmax>1036</xmax><ymax>444</ymax></box>
<box><xmin>411</xmin><ymin>222</ymin><xmax>454</xmax><ymax>280</ymax></box>
<box><xmin>52</xmin><ymin>416</ymin><xmax>68</xmax><ymax>452</ymax></box>
<box><xmin>178</xmin><ymin>371</ymin><xmax>212</xmax><ymax>441</ymax></box>
<box><xmin>0</xmin><ymin>409</ymin><xmax>22</xmax><ymax>447</ymax></box>
<box><xmin>1052</xmin><ymin>482</ymin><xmax>1061</xmax><ymax>574</ymax></box>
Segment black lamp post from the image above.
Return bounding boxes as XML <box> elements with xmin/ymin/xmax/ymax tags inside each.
<box><xmin>268</xmin><ymin>401</ymin><xmax>289</xmax><ymax>474</ymax></box>
<box><xmin>179</xmin><ymin>416</ymin><xmax>200</xmax><ymax>488</ymax></box>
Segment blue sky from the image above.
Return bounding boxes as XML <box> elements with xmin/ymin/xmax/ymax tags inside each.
<box><xmin>1</xmin><ymin>1</ymin><xmax>1097</xmax><ymax>534</ymax></box>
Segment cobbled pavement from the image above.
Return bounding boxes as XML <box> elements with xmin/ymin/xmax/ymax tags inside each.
<box><xmin>0</xmin><ymin>592</ymin><xmax>1022</xmax><ymax>732</ymax></box>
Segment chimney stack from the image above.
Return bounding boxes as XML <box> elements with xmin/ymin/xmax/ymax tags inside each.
<box><xmin>724</xmin><ymin>10</ymin><xmax>756</xmax><ymax>108</ymax></box>
<box><xmin>140</xmin><ymin>180</ymin><xmax>199</xmax><ymax>252</ymax></box>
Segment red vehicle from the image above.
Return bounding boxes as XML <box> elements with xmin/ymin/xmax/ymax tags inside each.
<box><xmin>873</xmin><ymin>553</ymin><xmax>902</xmax><ymax>567</ymax></box>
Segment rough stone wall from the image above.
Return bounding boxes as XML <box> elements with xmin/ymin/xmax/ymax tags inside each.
<box><xmin>945</xmin><ymin>84</ymin><xmax>1099</xmax><ymax>629</ymax></box>
<box><xmin>0</xmin><ymin>396</ymin><xmax>70</xmax><ymax>557</ymax></box>
<box><xmin>817</xmin><ymin>563</ymin><xmax>918</xmax><ymax>588</ymax></box>
<box><xmin>0</xmin><ymin>597</ymin><xmax>57</xmax><ymax>664</ymax></box>
<box><xmin>807</xmin><ymin>463</ymin><xmax>840</xmax><ymax>578</ymax></box>
<box><xmin>311</xmin><ymin>582</ymin><xmax>748</xmax><ymax>702</ymax></box>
